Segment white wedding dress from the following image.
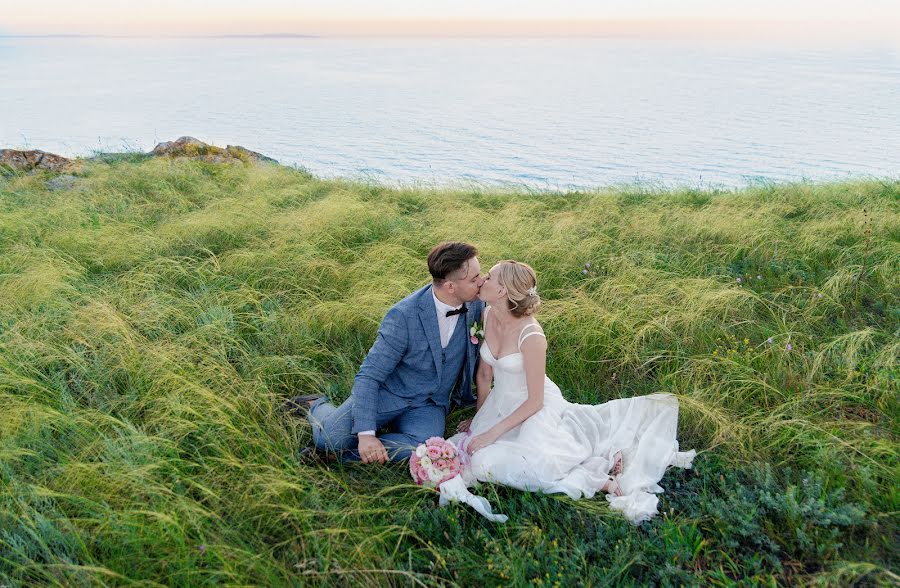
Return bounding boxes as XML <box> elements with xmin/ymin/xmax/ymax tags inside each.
<box><xmin>441</xmin><ymin>316</ymin><xmax>696</xmax><ymax>525</ymax></box>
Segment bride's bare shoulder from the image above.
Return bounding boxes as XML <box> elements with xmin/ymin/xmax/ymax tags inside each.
<box><xmin>518</xmin><ymin>319</ymin><xmax>546</xmax><ymax>350</ymax></box>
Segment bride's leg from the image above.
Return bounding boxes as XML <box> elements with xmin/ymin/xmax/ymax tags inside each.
<box><xmin>601</xmin><ymin>476</ymin><xmax>623</xmax><ymax>497</ymax></box>
<box><xmin>611</xmin><ymin>451</ymin><xmax>623</xmax><ymax>476</ymax></box>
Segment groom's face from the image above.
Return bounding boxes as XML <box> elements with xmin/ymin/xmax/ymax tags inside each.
<box><xmin>447</xmin><ymin>256</ymin><xmax>484</xmax><ymax>303</ymax></box>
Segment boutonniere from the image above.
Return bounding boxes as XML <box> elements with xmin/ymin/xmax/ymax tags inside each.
<box><xmin>469</xmin><ymin>320</ymin><xmax>485</xmax><ymax>345</ymax></box>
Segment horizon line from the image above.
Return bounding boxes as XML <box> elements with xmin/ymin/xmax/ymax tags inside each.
<box><xmin>0</xmin><ymin>33</ymin><xmax>320</xmax><ymax>38</ymax></box>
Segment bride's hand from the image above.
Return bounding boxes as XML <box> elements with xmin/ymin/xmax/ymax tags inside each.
<box><xmin>456</xmin><ymin>418</ymin><xmax>473</xmax><ymax>433</ymax></box>
<box><xmin>467</xmin><ymin>431</ymin><xmax>496</xmax><ymax>456</ymax></box>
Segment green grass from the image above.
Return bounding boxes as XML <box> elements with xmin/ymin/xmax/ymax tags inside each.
<box><xmin>0</xmin><ymin>157</ymin><xmax>897</xmax><ymax>586</ymax></box>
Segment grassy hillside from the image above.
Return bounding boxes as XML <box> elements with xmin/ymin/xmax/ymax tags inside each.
<box><xmin>0</xmin><ymin>156</ymin><xmax>897</xmax><ymax>586</ymax></box>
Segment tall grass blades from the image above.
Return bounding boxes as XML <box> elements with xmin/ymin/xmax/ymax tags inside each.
<box><xmin>0</xmin><ymin>159</ymin><xmax>897</xmax><ymax>586</ymax></box>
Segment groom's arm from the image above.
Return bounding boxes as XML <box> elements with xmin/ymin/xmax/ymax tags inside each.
<box><xmin>350</xmin><ymin>307</ymin><xmax>409</xmax><ymax>434</ymax></box>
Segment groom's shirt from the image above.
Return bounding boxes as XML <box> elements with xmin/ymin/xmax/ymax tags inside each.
<box><xmin>431</xmin><ymin>289</ymin><xmax>464</xmax><ymax>348</ymax></box>
<box><xmin>358</xmin><ymin>288</ymin><xmax>465</xmax><ymax>437</ymax></box>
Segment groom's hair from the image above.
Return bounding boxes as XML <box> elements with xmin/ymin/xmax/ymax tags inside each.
<box><xmin>428</xmin><ymin>242</ymin><xmax>478</xmax><ymax>285</ymax></box>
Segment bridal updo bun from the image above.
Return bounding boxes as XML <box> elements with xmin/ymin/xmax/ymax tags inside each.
<box><xmin>496</xmin><ymin>260</ymin><xmax>540</xmax><ymax>318</ymax></box>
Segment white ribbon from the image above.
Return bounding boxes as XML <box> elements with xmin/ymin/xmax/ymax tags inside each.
<box><xmin>438</xmin><ymin>475</ymin><xmax>508</xmax><ymax>523</ymax></box>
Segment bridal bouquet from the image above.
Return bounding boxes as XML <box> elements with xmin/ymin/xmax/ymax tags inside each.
<box><xmin>409</xmin><ymin>437</ymin><xmax>462</xmax><ymax>489</ymax></box>
<box><xmin>410</xmin><ymin>435</ymin><xmax>508</xmax><ymax>522</ymax></box>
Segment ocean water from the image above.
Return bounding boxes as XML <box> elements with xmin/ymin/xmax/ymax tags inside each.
<box><xmin>1</xmin><ymin>36</ymin><xmax>898</xmax><ymax>190</ymax></box>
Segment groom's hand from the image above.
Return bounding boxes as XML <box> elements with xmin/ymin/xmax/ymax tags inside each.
<box><xmin>358</xmin><ymin>435</ymin><xmax>389</xmax><ymax>464</ymax></box>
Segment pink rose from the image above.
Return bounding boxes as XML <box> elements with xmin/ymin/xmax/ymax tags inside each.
<box><xmin>470</xmin><ymin>336</ymin><xmax>479</xmax><ymax>344</ymax></box>
<box><xmin>427</xmin><ymin>446</ymin><xmax>442</xmax><ymax>459</ymax></box>
<box><xmin>434</xmin><ymin>458</ymin><xmax>448</xmax><ymax>470</ymax></box>
<box><xmin>441</xmin><ymin>445</ymin><xmax>455</xmax><ymax>459</ymax></box>
<box><xmin>411</xmin><ymin>459</ymin><xmax>427</xmax><ymax>483</ymax></box>
<box><xmin>425</xmin><ymin>437</ymin><xmax>443</xmax><ymax>447</ymax></box>
<box><xmin>442</xmin><ymin>461</ymin><xmax>462</xmax><ymax>483</ymax></box>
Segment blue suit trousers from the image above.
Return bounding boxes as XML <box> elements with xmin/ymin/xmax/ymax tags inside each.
<box><xmin>308</xmin><ymin>396</ymin><xmax>446</xmax><ymax>462</ymax></box>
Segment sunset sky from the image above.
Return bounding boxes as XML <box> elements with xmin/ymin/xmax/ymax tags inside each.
<box><xmin>4</xmin><ymin>0</ymin><xmax>898</xmax><ymax>37</ymax></box>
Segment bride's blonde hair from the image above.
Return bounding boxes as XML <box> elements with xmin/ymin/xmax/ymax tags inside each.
<box><xmin>495</xmin><ymin>260</ymin><xmax>540</xmax><ymax>318</ymax></box>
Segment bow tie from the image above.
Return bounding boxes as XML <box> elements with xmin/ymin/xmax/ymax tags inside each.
<box><xmin>446</xmin><ymin>304</ymin><xmax>467</xmax><ymax>317</ymax></box>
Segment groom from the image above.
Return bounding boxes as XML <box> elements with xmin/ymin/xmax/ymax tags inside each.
<box><xmin>294</xmin><ymin>242</ymin><xmax>485</xmax><ymax>465</ymax></box>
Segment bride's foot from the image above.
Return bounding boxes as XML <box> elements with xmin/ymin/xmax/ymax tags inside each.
<box><xmin>611</xmin><ymin>451</ymin><xmax>623</xmax><ymax>476</ymax></box>
<box><xmin>602</xmin><ymin>477</ymin><xmax>623</xmax><ymax>497</ymax></box>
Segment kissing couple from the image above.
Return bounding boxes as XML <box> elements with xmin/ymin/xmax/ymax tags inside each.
<box><xmin>288</xmin><ymin>242</ymin><xmax>695</xmax><ymax>523</ymax></box>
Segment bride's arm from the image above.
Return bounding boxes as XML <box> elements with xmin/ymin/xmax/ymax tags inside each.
<box><xmin>475</xmin><ymin>358</ymin><xmax>493</xmax><ymax>411</ymax></box>
<box><xmin>477</xmin><ymin>336</ymin><xmax>546</xmax><ymax>445</ymax></box>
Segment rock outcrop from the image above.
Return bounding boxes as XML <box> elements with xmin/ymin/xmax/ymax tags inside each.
<box><xmin>0</xmin><ymin>137</ymin><xmax>279</xmax><ymax>175</ymax></box>
<box><xmin>150</xmin><ymin>136</ymin><xmax>277</xmax><ymax>164</ymax></box>
<box><xmin>0</xmin><ymin>149</ymin><xmax>75</xmax><ymax>172</ymax></box>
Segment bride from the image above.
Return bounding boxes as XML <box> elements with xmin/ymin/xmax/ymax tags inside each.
<box><xmin>443</xmin><ymin>260</ymin><xmax>696</xmax><ymax>524</ymax></box>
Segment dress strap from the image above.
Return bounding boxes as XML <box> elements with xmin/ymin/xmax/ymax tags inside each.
<box><xmin>517</xmin><ymin>323</ymin><xmax>545</xmax><ymax>350</ymax></box>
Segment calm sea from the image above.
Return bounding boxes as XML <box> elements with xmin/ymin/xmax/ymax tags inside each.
<box><xmin>1</xmin><ymin>37</ymin><xmax>898</xmax><ymax>189</ymax></box>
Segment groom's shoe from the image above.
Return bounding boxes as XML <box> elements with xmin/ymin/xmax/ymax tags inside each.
<box><xmin>282</xmin><ymin>394</ymin><xmax>324</xmax><ymax>418</ymax></box>
<box><xmin>298</xmin><ymin>445</ymin><xmax>337</xmax><ymax>465</ymax></box>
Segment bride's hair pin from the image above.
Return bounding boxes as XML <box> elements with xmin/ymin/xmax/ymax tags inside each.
<box><xmin>527</xmin><ymin>287</ymin><xmax>537</xmax><ymax>297</ymax></box>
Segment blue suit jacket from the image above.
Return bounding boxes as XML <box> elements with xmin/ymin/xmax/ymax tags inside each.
<box><xmin>350</xmin><ymin>284</ymin><xmax>483</xmax><ymax>434</ymax></box>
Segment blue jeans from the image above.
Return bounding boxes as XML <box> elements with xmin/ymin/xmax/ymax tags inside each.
<box><xmin>308</xmin><ymin>396</ymin><xmax>446</xmax><ymax>462</ymax></box>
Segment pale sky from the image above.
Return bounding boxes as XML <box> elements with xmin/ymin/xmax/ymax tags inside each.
<box><xmin>3</xmin><ymin>0</ymin><xmax>899</xmax><ymax>36</ymax></box>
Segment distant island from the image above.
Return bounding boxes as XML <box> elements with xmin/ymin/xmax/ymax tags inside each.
<box><xmin>0</xmin><ymin>33</ymin><xmax>318</xmax><ymax>39</ymax></box>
